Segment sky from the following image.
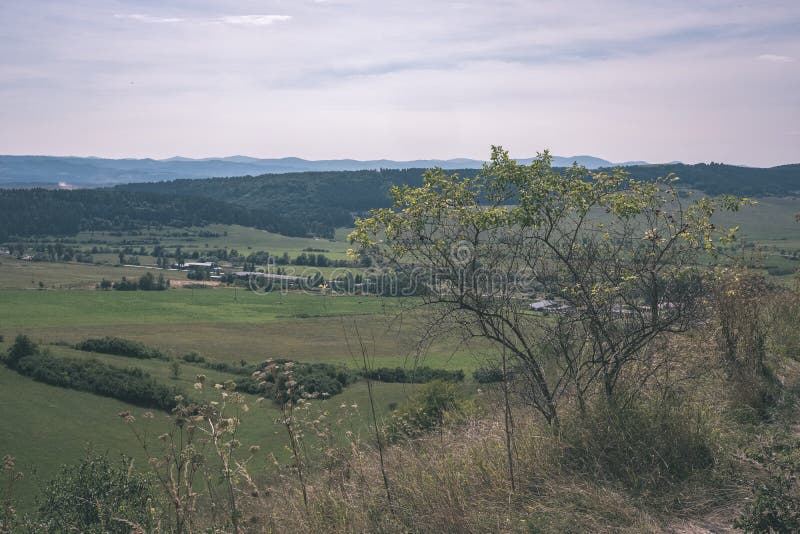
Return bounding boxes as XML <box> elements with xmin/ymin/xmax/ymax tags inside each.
<box><xmin>0</xmin><ymin>0</ymin><xmax>798</xmax><ymax>166</ymax></box>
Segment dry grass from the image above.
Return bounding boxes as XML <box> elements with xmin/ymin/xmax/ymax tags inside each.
<box><xmin>236</xmin><ymin>406</ymin><xmax>726</xmax><ymax>533</ymax></box>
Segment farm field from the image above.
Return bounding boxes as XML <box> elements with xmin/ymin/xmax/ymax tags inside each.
<box><xmin>69</xmin><ymin>224</ymin><xmax>353</xmax><ymax>262</ymax></box>
<box><xmin>0</xmin><ymin>289</ymin><xmax>481</xmax><ymax>370</ymax></box>
<box><xmin>0</xmin><ymin>257</ymin><xmax>187</xmax><ymax>290</ymax></box>
<box><xmin>711</xmin><ymin>196</ymin><xmax>800</xmax><ymax>245</ymax></box>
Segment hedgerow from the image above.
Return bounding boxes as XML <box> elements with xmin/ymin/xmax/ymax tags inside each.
<box><xmin>75</xmin><ymin>337</ymin><xmax>169</xmax><ymax>361</ymax></box>
<box><xmin>5</xmin><ymin>336</ymin><xmax>180</xmax><ymax>410</ymax></box>
<box><xmin>361</xmin><ymin>366</ymin><xmax>465</xmax><ymax>383</ymax></box>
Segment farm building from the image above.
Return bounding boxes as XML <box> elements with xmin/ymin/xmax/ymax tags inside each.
<box><xmin>529</xmin><ymin>299</ymin><xmax>572</xmax><ymax>313</ymax></box>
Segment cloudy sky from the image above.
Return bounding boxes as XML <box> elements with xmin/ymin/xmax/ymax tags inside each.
<box><xmin>0</xmin><ymin>0</ymin><xmax>798</xmax><ymax>166</ymax></box>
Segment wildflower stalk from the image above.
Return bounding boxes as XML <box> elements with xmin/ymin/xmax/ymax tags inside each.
<box><xmin>349</xmin><ymin>322</ymin><xmax>395</xmax><ymax>515</ymax></box>
<box><xmin>202</xmin><ymin>381</ymin><xmax>245</xmax><ymax>534</ymax></box>
<box><xmin>282</xmin><ymin>397</ymin><xmax>309</xmax><ymax>511</ymax></box>
<box><xmin>0</xmin><ymin>456</ymin><xmax>22</xmax><ymax>534</ymax></box>
<box><xmin>257</xmin><ymin>361</ymin><xmax>310</xmax><ymax>513</ymax></box>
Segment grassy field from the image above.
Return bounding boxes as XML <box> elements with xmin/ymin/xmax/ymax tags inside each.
<box><xmin>0</xmin><ymin>257</ymin><xmax>187</xmax><ymax>290</ymax></box>
<box><xmin>69</xmin><ymin>224</ymin><xmax>353</xmax><ymax>261</ymax></box>
<box><xmin>0</xmin><ymin>289</ymin><xmax>481</xmax><ymax>371</ymax></box>
<box><xmin>712</xmin><ymin>196</ymin><xmax>800</xmax><ymax>244</ymax></box>
<box><xmin>0</xmin><ymin>346</ymin><xmax>427</xmax><ymax>509</ymax></box>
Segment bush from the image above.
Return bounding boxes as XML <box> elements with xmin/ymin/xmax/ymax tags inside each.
<box><xmin>728</xmin><ymin>369</ymin><xmax>783</xmax><ymax>423</ymax></box>
<box><xmin>472</xmin><ymin>366</ymin><xmax>505</xmax><ymax>383</ymax></box>
<box><xmin>181</xmin><ymin>351</ymin><xmax>206</xmax><ymax>364</ymax></box>
<box><xmin>362</xmin><ymin>366</ymin><xmax>464</xmax><ymax>383</ymax></box>
<box><xmin>766</xmin><ymin>266</ymin><xmax>797</xmax><ymax>277</ymax></box>
<box><xmin>29</xmin><ymin>451</ymin><xmax>157</xmax><ymax>534</ymax></box>
<box><xmin>181</xmin><ymin>355</ymin><xmax>355</xmax><ymax>400</ymax></box>
<box><xmin>235</xmin><ymin>359</ymin><xmax>356</xmax><ymax>400</ymax></box>
<box><xmin>4</xmin><ymin>334</ymin><xmax>37</xmax><ymax>369</ymax></box>
<box><xmin>75</xmin><ymin>337</ymin><xmax>169</xmax><ymax>361</ymax></box>
<box><xmin>137</xmin><ymin>271</ymin><xmax>169</xmax><ymax>290</ymax></box>
<box><xmin>384</xmin><ymin>381</ymin><xmax>474</xmax><ymax>442</ymax></box>
<box><xmin>561</xmin><ymin>396</ymin><xmax>716</xmax><ymax>495</ymax></box>
<box><xmin>735</xmin><ymin>435</ymin><xmax>800</xmax><ymax>533</ymax></box>
<box><xmin>111</xmin><ymin>276</ymin><xmax>138</xmax><ymax>291</ymax></box>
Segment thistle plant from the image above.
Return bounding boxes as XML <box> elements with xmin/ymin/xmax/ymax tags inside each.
<box><xmin>194</xmin><ymin>379</ymin><xmax>252</xmax><ymax>533</ymax></box>
<box><xmin>255</xmin><ymin>360</ymin><xmax>312</xmax><ymax>512</ymax></box>
<box><xmin>119</xmin><ymin>393</ymin><xmax>208</xmax><ymax>534</ymax></box>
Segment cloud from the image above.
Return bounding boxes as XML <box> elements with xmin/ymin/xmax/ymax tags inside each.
<box><xmin>757</xmin><ymin>53</ymin><xmax>794</xmax><ymax>63</ymax></box>
<box><xmin>218</xmin><ymin>15</ymin><xmax>292</xmax><ymax>26</ymax></box>
<box><xmin>3</xmin><ymin>0</ymin><xmax>799</xmax><ymax>165</ymax></box>
<box><xmin>114</xmin><ymin>13</ymin><xmax>292</xmax><ymax>27</ymax></box>
<box><xmin>114</xmin><ymin>14</ymin><xmax>184</xmax><ymax>24</ymax></box>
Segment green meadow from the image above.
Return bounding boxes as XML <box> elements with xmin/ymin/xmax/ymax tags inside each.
<box><xmin>70</xmin><ymin>223</ymin><xmax>353</xmax><ymax>262</ymax></box>
<box><xmin>0</xmin><ymin>342</ymin><xmax>427</xmax><ymax>509</ymax></box>
<box><xmin>0</xmin><ymin>258</ymin><xmax>187</xmax><ymax>290</ymax></box>
<box><xmin>0</xmin><ymin>289</ymin><xmax>480</xmax><ymax>370</ymax></box>
<box><xmin>0</xmin><ymin>287</ymin><xmax>479</xmax><ymax>507</ymax></box>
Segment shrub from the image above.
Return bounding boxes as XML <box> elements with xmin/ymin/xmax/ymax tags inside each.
<box><xmin>105</xmin><ymin>273</ymin><xmax>168</xmax><ymax>291</ymax></box>
<box><xmin>1</xmin><ymin>455</ymin><xmax>23</xmax><ymax>534</ymax></box>
<box><xmin>472</xmin><ymin>366</ymin><xmax>505</xmax><ymax>383</ymax></box>
<box><xmin>235</xmin><ymin>359</ymin><xmax>356</xmax><ymax>400</ymax></box>
<box><xmin>170</xmin><ymin>360</ymin><xmax>181</xmax><ymax>380</ymax></box>
<box><xmin>4</xmin><ymin>334</ymin><xmax>37</xmax><ymax>369</ymax></box>
<box><xmin>728</xmin><ymin>368</ymin><xmax>783</xmax><ymax>423</ymax></box>
<box><xmin>185</xmin><ymin>355</ymin><xmax>356</xmax><ymax>400</ymax></box>
<box><xmin>735</xmin><ymin>435</ymin><xmax>800</xmax><ymax>533</ymax></box>
<box><xmin>111</xmin><ymin>276</ymin><xmax>138</xmax><ymax>291</ymax></box>
<box><xmin>181</xmin><ymin>351</ymin><xmax>206</xmax><ymax>364</ymax></box>
<box><xmin>75</xmin><ymin>337</ymin><xmax>169</xmax><ymax>361</ymax></box>
<box><xmin>561</xmin><ymin>396</ymin><xmax>716</xmax><ymax>495</ymax></box>
<box><xmin>384</xmin><ymin>381</ymin><xmax>474</xmax><ymax>442</ymax></box>
<box><xmin>137</xmin><ymin>271</ymin><xmax>169</xmax><ymax>290</ymax></box>
<box><xmin>361</xmin><ymin>366</ymin><xmax>464</xmax><ymax>383</ymax></box>
<box><xmin>766</xmin><ymin>265</ymin><xmax>797</xmax><ymax>277</ymax></box>
<box><xmin>30</xmin><ymin>451</ymin><xmax>157</xmax><ymax>534</ymax></box>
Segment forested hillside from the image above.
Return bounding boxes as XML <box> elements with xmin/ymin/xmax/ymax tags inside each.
<box><xmin>0</xmin><ymin>189</ymin><xmax>316</xmax><ymax>241</ymax></box>
<box><xmin>3</xmin><ymin>163</ymin><xmax>798</xmax><ymax>241</ymax></box>
<box><xmin>118</xmin><ymin>169</ymin><xmax>409</xmax><ymax>210</ymax></box>
<box><xmin>117</xmin><ymin>168</ymin><xmax>473</xmax><ymax>231</ymax></box>
<box><xmin>118</xmin><ymin>162</ymin><xmax>800</xmax><ymax>210</ymax></box>
<box><xmin>622</xmin><ymin>162</ymin><xmax>800</xmax><ymax>195</ymax></box>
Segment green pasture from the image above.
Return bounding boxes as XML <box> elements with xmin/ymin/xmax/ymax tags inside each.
<box><xmin>0</xmin><ymin>289</ymin><xmax>482</xmax><ymax>371</ymax></box>
<box><xmin>0</xmin><ymin>347</ymin><xmax>425</xmax><ymax>510</ymax></box>
<box><xmin>0</xmin><ymin>258</ymin><xmax>185</xmax><ymax>290</ymax></box>
<box><xmin>71</xmin><ymin>224</ymin><xmax>352</xmax><ymax>260</ymax></box>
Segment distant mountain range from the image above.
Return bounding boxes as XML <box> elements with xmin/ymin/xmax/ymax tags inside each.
<box><xmin>0</xmin><ymin>154</ymin><xmax>653</xmax><ymax>187</ymax></box>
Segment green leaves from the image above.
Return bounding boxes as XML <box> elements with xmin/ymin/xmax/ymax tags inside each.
<box><xmin>350</xmin><ymin>147</ymin><xmax>745</xmax><ymax>266</ymax></box>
